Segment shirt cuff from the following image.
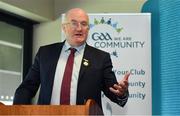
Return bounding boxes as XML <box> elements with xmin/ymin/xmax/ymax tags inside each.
<box><xmin>116</xmin><ymin>90</ymin><xmax>129</xmax><ymax>107</ymax></box>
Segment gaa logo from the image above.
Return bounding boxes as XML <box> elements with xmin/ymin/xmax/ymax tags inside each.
<box><xmin>92</xmin><ymin>32</ymin><xmax>112</xmax><ymax>41</ymax></box>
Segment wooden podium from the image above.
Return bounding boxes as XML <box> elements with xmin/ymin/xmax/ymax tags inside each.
<box><xmin>0</xmin><ymin>99</ymin><xmax>103</xmax><ymax>115</ymax></box>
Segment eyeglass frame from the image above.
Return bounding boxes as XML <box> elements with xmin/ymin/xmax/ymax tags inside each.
<box><xmin>63</xmin><ymin>20</ymin><xmax>89</xmax><ymax>29</ymax></box>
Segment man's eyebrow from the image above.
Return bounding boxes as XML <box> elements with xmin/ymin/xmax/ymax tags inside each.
<box><xmin>70</xmin><ymin>19</ymin><xmax>87</xmax><ymax>23</ymax></box>
<box><xmin>71</xmin><ymin>19</ymin><xmax>77</xmax><ymax>22</ymax></box>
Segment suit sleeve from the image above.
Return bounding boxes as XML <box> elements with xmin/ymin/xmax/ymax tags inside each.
<box><xmin>13</xmin><ymin>49</ymin><xmax>41</xmax><ymax>104</ymax></box>
<box><xmin>102</xmin><ymin>53</ymin><xmax>129</xmax><ymax>107</ymax></box>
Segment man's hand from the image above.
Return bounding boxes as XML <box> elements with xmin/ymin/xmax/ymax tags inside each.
<box><xmin>109</xmin><ymin>73</ymin><xmax>130</xmax><ymax>96</ymax></box>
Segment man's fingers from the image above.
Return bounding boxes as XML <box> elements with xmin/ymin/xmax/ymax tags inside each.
<box><xmin>109</xmin><ymin>87</ymin><xmax>118</xmax><ymax>93</ymax></box>
<box><xmin>114</xmin><ymin>84</ymin><xmax>122</xmax><ymax>90</ymax></box>
<box><xmin>109</xmin><ymin>87</ymin><xmax>123</xmax><ymax>96</ymax></box>
<box><xmin>111</xmin><ymin>84</ymin><xmax>126</xmax><ymax>93</ymax></box>
<box><xmin>118</xmin><ymin>82</ymin><xmax>127</xmax><ymax>90</ymax></box>
<box><xmin>110</xmin><ymin>73</ymin><xmax>130</xmax><ymax>96</ymax></box>
<box><xmin>124</xmin><ymin>73</ymin><xmax>130</xmax><ymax>81</ymax></box>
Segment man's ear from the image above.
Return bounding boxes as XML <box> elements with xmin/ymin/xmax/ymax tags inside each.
<box><xmin>62</xmin><ymin>24</ymin><xmax>68</xmax><ymax>36</ymax></box>
<box><xmin>62</xmin><ymin>24</ymin><xmax>66</xmax><ymax>32</ymax></box>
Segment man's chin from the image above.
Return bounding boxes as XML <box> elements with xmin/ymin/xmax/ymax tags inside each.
<box><xmin>74</xmin><ymin>37</ymin><xmax>84</xmax><ymax>40</ymax></box>
<box><xmin>73</xmin><ymin>40</ymin><xmax>85</xmax><ymax>46</ymax></box>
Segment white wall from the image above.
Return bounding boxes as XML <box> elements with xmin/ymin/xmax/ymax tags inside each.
<box><xmin>33</xmin><ymin>19</ymin><xmax>61</xmax><ymax>57</ymax></box>
<box><xmin>0</xmin><ymin>0</ymin><xmax>54</xmax><ymax>21</ymax></box>
<box><xmin>54</xmin><ymin>0</ymin><xmax>146</xmax><ymax>18</ymax></box>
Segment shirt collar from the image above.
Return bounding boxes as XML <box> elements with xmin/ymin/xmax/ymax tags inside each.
<box><xmin>64</xmin><ymin>41</ymin><xmax>86</xmax><ymax>53</ymax></box>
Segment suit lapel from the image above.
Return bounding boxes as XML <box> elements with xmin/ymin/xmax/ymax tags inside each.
<box><xmin>46</xmin><ymin>42</ymin><xmax>64</xmax><ymax>104</ymax></box>
<box><xmin>78</xmin><ymin>44</ymin><xmax>92</xmax><ymax>82</ymax></box>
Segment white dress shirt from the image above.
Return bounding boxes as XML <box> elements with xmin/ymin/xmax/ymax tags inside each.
<box><xmin>50</xmin><ymin>41</ymin><xmax>85</xmax><ymax>105</ymax></box>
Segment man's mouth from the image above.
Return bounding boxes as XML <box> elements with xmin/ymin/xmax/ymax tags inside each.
<box><xmin>74</xmin><ymin>33</ymin><xmax>83</xmax><ymax>37</ymax></box>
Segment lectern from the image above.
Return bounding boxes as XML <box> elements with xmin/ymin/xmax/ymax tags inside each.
<box><xmin>0</xmin><ymin>99</ymin><xmax>103</xmax><ymax>115</ymax></box>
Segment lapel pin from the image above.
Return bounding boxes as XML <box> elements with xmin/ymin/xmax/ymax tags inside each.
<box><xmin>83</xmin><ymin>59</ymin><xmax>89</xmax><ymax>66</ymax></box>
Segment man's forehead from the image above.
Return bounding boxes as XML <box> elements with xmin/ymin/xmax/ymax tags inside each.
<box><xmin>67</xmin><ymin>8</ymin><xmax>86</xmax><ymax>15</ymax></box>
<box><xmin>65</xmin><ymin>8</ymin><xmax>89</xmax><ymax>22</ymax></box>
<box><xmin>67</xmin><ymin>13</ymin><xmax>87</xmax><ymax>18</ymax></box>
<box><xmin>67</xmin><ymin>14</ymin><xmax>88</xmax><ymax>22</ymax></box>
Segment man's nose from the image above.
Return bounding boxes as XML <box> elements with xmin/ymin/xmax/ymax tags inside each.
<box><xmin>76</xmin><ymin>24</ymin><xmax>82</xmax><ymax>30</ymax></box>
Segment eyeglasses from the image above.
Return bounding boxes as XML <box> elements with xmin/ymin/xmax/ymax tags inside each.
<box><xmin>64</xmin><ymin>21</ymin><xmax>89</xmax><ymax>29</ymax></box>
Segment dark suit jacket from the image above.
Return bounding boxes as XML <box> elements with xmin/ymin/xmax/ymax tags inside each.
<box><xmin>13</xmin><ymin>42</ymin><xmax>128</xmax><ymax>108</ymax></box>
